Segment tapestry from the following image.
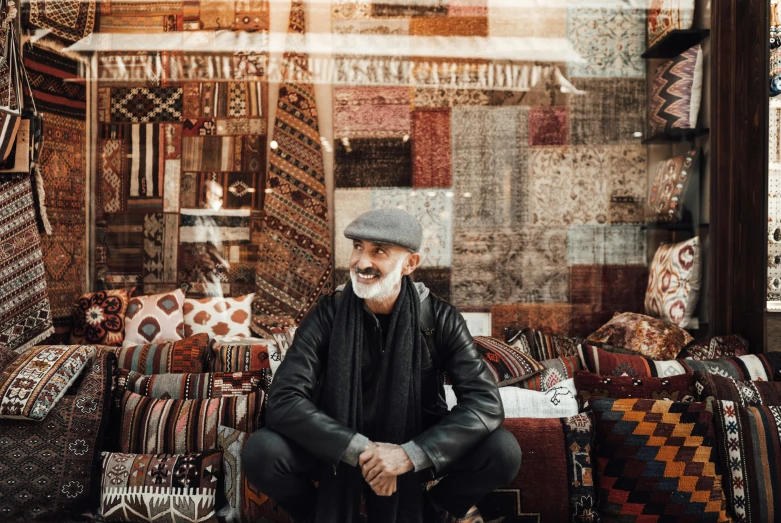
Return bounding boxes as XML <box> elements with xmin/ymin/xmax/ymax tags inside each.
<box><xmin>566</xmin><ymin>7</ymin><xmax>645</xmax><ymax>78</ymax></box>
<box><xmin>100</xmin><ymin>138</ymin><xmax>126</xmax><ymax>213</ymax></box>
<box><xmin>591</xmin><ymin>398</ymin><xmax>730</xmax><ymax>523</ymax></box>
<box><xmin>569</xmin><ymin>78</ymin><xmax>646</xmax><ymax>145</ymax></box>
<box><xmin>528</xmin><ymin>106</ymin><xmax>568</xmax><ymax>146</ymax></box>
<box><xmin>473</xmin><ymin>336</ymin><xmax>545</xmax><ymax>386</ymax></box>
<box><xmin>482</xmin><ymin>415</ymin><xmax>601</xmax><ymax>523</ymax></box>
<box><xmin>71</xmin><ymin>289</ymin><xmax>133</xmax><ymax>346</ymax></box>
<box><xmin>649</xmin><ymin>46</ymin><xmax>703</xmax><ymax>135</ymax></box>
<box><xmin>142</xmin><ymin>213</ymin><xmax>179</xmax><ymax>285</ymax></box>
<box><xmin>27</xmin><ymin>0</ymin><xmax>97</xmax><ymax>43</ymax></box>
<box><xmin>194</xmin><ymin>170</ymin><xmax>264</xmax><ymax>209</ymax></box>
<box><xmin>334</xmin><ymin>188</ymin><xmax>453</xmax><ymax>269</ymax></box>
<box><xmin>568</xmin><ymin>264</ymin><xmax>648</xmax><ymax>316</ymax></box>
<box><xmin>411</xmin><ymin>109</ymin><xmax>451</xmax><ymax>187</ymax></box>
<box><xmin>409</xmin><ymin>16</ymin><xmax>487</xmax><ymax>36</ymax></box>
<box><xmin>333</xmin><ymin>87</ymin><xmax>410</xmax><ymax>138</ymax></box>
<box><xmin>529</xmin><ymin>147</ymin><xmax>647</xmax><ymax>227</ymax></box>
<box><xmin>451</xmin><ymin>227</ymin><xmax>568</xmax><ymax>307</ymax></box>
<box><xmin>371</xmin><ymin>1</ymin><xmax>448</xmax><ymax>18</ymax></box>
<box><xmin>180</xmin><ymin>209</ymin><xmax>251</xmax><ymax>243</ymax></box>
<box><xmin>0</xmin><ymin>176</ymin><xmax>54</xmax><ymax>352</ymax></box>
<box><xmin>695</xmin><ymin>372</ymin><xmax>781</xmax><ymax>406</ymax></box>
<box><xmin>711</xmin><ymin>402</ymin><xmax>781</xmax><ymax>523</ymax></box>
<box><xmin>235</xmin><ymin>0</ymin><xmax>270</xmax><ymax>31</ymax></box>
<box><xmin>23</xmin><ymin>45</ymin><xmax>87</xmax><ymax>119</ymax></box>
<box><xmin>567</xmin><ymin>225</ymin><xmax>647</xmax><ymax>266</ymax></box>
<box><xmin>251</xmin><ymin>0</ymin><xmax>333</xmax><ymax>337</ymax></box>
<box><xmin>99</xmin><ymin>451</ymin><xmax>221</xmax><ymax>523</ymax></box>
<box><xmin>119</xmin><ymin>369</ymin><xmax>262</xmax><ymax>400</ymax></box>
<box><xmin>0</xmin><ymin>350</ymin><xmax>112</xmax><ymax>520</ymax></box>
<box><xmin>413</xmin><ymin>87</ymin><xmax>490</xmax><ymax>108</ymax></box>
<box><xmin>491</xmin><ymin>303</ymin><xmax>611</xmax><ymax>339</ymax></box>
<box><xmin>452</xmin><ymin>106</ymin><xmax>528</xmax><ymax>228</ymax></box>
<box><xmin>334</xmin><ymin>137</ymin><xmax>412</xmax><ymax>188</ymax></box>
<box><xmin>109</xmin><ymin>87</ymin><xmax>184</xmax><ymax>123</ymax></box>
<box><xmin>182</xmin><ymin>82</ymin><xmax>265</xmax><ymax>119</ymax></box>
<box><xmin>574</xmin><ymin>371</ymin><xmax>696</xmax><ymax>410</ymax></box>
<box><xmin>645</xmin><ymin>237</ymin><xmax>701</xmax><ymax>329</ymax></box>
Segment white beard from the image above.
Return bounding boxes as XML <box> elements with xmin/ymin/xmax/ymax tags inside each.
<box><xmin>351</xmin><ymin>255</ymin><xmax>406</xmax><ymax>302</ymax></box>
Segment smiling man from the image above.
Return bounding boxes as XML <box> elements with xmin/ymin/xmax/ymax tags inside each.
<box><xmin>242</xmin><ymin>208</ymin><xmax>521</xmax><ymax>523</ymax></box>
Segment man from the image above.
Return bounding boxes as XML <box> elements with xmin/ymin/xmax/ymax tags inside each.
<box><xmin>243</xmin><ymin>208</ymin><xmax>521</xmax><ymax>523</ymax></box>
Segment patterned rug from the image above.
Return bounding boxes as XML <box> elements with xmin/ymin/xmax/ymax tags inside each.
<box><xmin>251</xmin><ymin>0</ymin><xmax>332</xmax><ymax>337</ymax></box>
<box><xmin>411</xmin><ymin>109</ymin><xmax>451</xmax><ymax>187</ymax></box>
<box><xmin>28</xmin><ymin>0</ymin><xmax>97</xmax><ymax>43</ymax></box>
<box><xmin>335</xmin><ymin>137</ymin><xmax>411</xmax><ymax>188</ymax></box>
<box><xmin>0</xmin><ymin>175</ymin><xmax>54</xmax><ymax>352</ymax></box>
<box><xmin>568</xmin><ymin>264</ymin><xmax>648</xmax><ymax>314</ymax></box>
<box><xmin>567</xmin><ymin>224</ymin><xmax>647</xmax><ymax>266</ymax></box>
<box><xmin>23</xmin><ymin>45</ymin><xmax>87</xmax><ymax>119</ymax></box>
<box><xmin>491</xmin><ymin>303</ymin><xmax>611</xmax><ymax>339</ymax></box>
<box><xmin>333</xmin><ymin>86</ymin><xmax>410</xmax><ymax>138</ymax></box>
<box><xmin>569</xmin><ymin>78</ymin><xmax>646</xmax><ymax>145</ymax></box>
<box><xmin>110</xmin><ymin>87</ymin><xmax>184</xmax><ymax>123</ymax></box>
<box><xmin>529</xmin><ymin>106</ymin><xmax>568</xmax><ymax>146</ymax></box>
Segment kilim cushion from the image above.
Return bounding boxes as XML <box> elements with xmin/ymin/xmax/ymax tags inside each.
<box><xmin>119</xmin><ymin>390</ymin><xmax>262</xmax><ymax>454</ymax></box>
<box><xmin>648</xmin><ymin>0</ymin><xmax>695</xmax><ymax>47</ymax></box>
<box><xmin>123</xmin><ymin>289</ymin><xmax>185</xmax><ymax>346</ymax></box>
<box><xmin>473</xmin><ymin>336</ymin><xmax>545</xmax><ymax>386</ymax></box>
<box><xmin>679</xmin><ymin>334</ymin><xmax>749</xmax><ymax>360</ymax></box>
<box><xmin>0</xmin><ymin>346</ymin><xmax>16</xmax><ymax>371</ymax></box>
<box><xmin>586</xmin><ymin>312</ymin><xmax>693</xmax><ymax>360</ymax></box>
<box><xmin>119</xmin><ymin>369</ymin><xmax>263</xmax><ymax>400</ymax></box>
<box><xmin>99</xmin><ymin>451</ymin><xmax>221</xmax><ymax>523</ymax></box>
<box><xmin>514</xmin><ymin>356</ymin><xmax>584</xmax><ymax>392</ymax></box>
<box><xmin>711</xmin><ymin>401</ymin><xmax>781</xmax><ymax>523</ymax></box>
<box><xmin>649</xmin><ymin>45</ymin><xmax>704</xmax><ymax>135</ymax></box>
<box><xmin>183</xmin><ymin>294</ymin><xmax>254</xmax><ymax>339</ymax></box>
<box><xmin>71</xmin><ymin>289</ymin><xmax>134</xmax><ymax>346</ymax></box>
<box><xmin>0</xmin><ymin>344</ymin><xmax>95</xmax><ymax>420</ymax></box>
<box><xmin>580</xmin><ymin>344</ymin><xmax>781</xmax><ymax>380</ymax></box>
<box><xmin>210</xmin><ymin>338</ymin><xmax>276</xmax><ymax>373</ymax></box>
<box><xmin>645</xmin><ymin>237</ymin><xmax>702</xmax><ymax>329</ymax></box>
<box><xmin>116</xmin><ymin>333</ymin><xmax>210</xmax><ymax>374</ymax></box>
<box><xmin>647</xmin><ymin>150</ymin><xmax>699</xmax><ymax>224</ymax></box>
<box><xmin>694</xmin><ymin>372</ymin><xmax>781</xmax><ymax>405</ymax></box>
<box><xmin>446</xmin><ymin>379</ymin><xmax>579</xmax><ymax>418</ymax></box>
<box><xmin>574</xmin><ymin>370</ymin><xmax>697</xmax><ymax>410</ymax></box>
<box><xmin>0</xmin><ymin>349</ymin><xmax>113</xmax><ymax>520</ymax></box>
<box><xmin>479</xmin><ymin>414</ymin><xmax>600</xmax><ymax>522</ymax></box>
<box><xmin>591</xmin><ymin>398</ymin><xmax>730</xmax><ymax>522</ymax></box>
<box><xmin>506</xmin><ymin>327</ymin><xmax>582</xmax><ymax>361</ymax></box>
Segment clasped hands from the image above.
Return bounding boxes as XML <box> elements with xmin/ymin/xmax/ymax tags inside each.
<box><xmin>358</xmin><ymin>441</ymin><xmax>414</xmax><ymax>497</ymax></box>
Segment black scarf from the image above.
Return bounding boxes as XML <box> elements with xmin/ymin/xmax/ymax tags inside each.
<box><xmin>316</xmin><ymin>276</ymin><xmax>424</xmax><ymax>523</ymax></box>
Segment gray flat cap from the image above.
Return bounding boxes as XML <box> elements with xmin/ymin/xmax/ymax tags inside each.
<box><xmin>344</xmin><ymin>208</ymin><xmax>422</xmax><ymax>252</ymax></box>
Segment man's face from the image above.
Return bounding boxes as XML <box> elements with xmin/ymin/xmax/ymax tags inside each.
<box><xmin>349</xmin><ymin>240</ymin><xmax>414</xmax><ymax>301</ymax></box>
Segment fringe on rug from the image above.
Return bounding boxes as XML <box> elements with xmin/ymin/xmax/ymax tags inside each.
<box><xmin>12</xmin><ymin>325</ymin><xmax>55</xmax><ymax>354</ymax></box>
<box><xmin>33</xmin><ymin>164</ymin><xmax>52</xmax><ymax>236</ymax></box>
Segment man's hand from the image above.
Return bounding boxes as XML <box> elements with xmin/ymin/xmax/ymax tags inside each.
<box><xmin>358</xmin><ymin>442</ymin><xmax>414</xmax><ymax>497</ymax></box>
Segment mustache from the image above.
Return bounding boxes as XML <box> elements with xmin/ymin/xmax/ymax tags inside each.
<box><xmin>353</xmin><ymin>267</ymin><xmax>382</xmax><ymax>278</ymax></box>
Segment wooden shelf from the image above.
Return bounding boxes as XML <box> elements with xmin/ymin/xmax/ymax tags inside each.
<box><xmin>642</xmin><ymin>128</ymin><xmax>709</xmax><ymax>144</ymax></box>
<box><xmin>642</xmin><ymin>29</ymin><xmax>711</xmax><ymax>59</ymax></box>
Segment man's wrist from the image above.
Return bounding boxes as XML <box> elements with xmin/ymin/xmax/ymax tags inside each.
<box><xmin>400</xmin><ymin>441</ymin><xmax>433</xmax><ymax>472</ymax></box>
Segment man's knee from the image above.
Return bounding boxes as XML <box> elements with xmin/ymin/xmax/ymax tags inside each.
<box><xmin>483</xmin><ymin>428</ymin><xmax>522</xmax><ymax>485</ymax></box>
<box><xmin>241</xmin><ymin>428</ymin><xmax>291</xmax><ymax>490</ymax></box>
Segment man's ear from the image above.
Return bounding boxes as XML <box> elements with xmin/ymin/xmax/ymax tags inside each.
<box><xmin>402</xmin><ymin>252</ymin><xmax>421</xmax><ymax>276</ymax></box>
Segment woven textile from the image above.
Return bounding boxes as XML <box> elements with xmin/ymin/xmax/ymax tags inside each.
<box><xmin>679</xmin><ymin>335</ymin><xmax>749</xmax><ymax>360</ymax></box>
<box><xmin>183</xmin><ymin>295</ymin><xmax>254</xmax><ymax>339</ymax></box>
<box><xmin>411</xmin><ymin>109</ymin><xmax>451</xmax><ymax>187</ymax></box>
<box><xmin>334</xmin><ymin>137</ymin><xmax>412</xmax><ymax>188</ymax></box>
<box><xmin>645</xmin><ymin>237</ymin><xmax>702</xmax><ymax>329</ymax></box>
<box><xmin>0</xmin><ymin>176</ymin><xmax>54</xmax><ymax>352</ymax></box>
<box><xmin>529</xmin><ymin>106</ymin><xmax>568</xmax><ymax>146</ymax></box>
<box><xmin>567</xmin><ymin>225</ymin><xmax>647</xmax><ymax>266</ymax></box>
<box><xmin>567</xmin><ymin>7</ymin><xmax>645</xmax><ymax>78</ymax></box>
<box><xmin>592</xmin><ymin>398</ymin><xmax>730</xmax><ymax>522</ymax></box>
<box><xmin>410</xmin><ymin>268</ymin><xmax>451</xmax><ymax>302</ymax></box>
<box><xmin>0</xmin><ymin>347</ymin><xmax>15</xmax><ymax>371</ymax></box>
<box><xmin>110</xmin><ymin>87</ymin><xmax>184</xmax><ymax>123</ymax></box>
<box><xmin>570</xmin><ymin>78</ymin><xmax>646</xmax><ymax>146</ymax></box>
<box><xmin>446</xmin><ymin>379</ymin><xmax>579</xmax><ymax>418</ymax></box>
<box><xmin>515</xmin><ymin>356</ymin><xmax>584</xmax><ymax>392</ymax></box>
<box><xmin>586</xmin><ymin>312</ymin><xmax>693</xmax><ymax>360</ymax></box>
<box><xmin>116</xmin><ymin>333</ymin><xmax>210</xmax><ymax>374</ymax></box>
<box><xmin>649</xmin><ymin>45</ymin><xmax>703</xmax><ymax>134</ymax></box>
<box><xmin>506</xmin><ymin>328</ymin><xmax>582</xmax><ymax>360</ymax></box>
<box><xmin>569</xmin><ymin>264</ymin><xmax>649</xmax><ymax>314</ymax></box>
<box><xmin>482</xmin><ymin>414</ymin><xmax>601</xmax><ymax>523</ymax></box>
<box><xmin>120</xmin><ymin>390</ymin><xmax>262</xmax><ymax>454</ymax></box>
<box><xmin>648</xmin><ymin>0</ymin><xmax>695</xmax><ymax>47</ymax></box>
<box><xmin>0</xmin><ymin>345</ymin><xmax>94</xmax><ymax>420</ymax></box>
<box><xmin>210</xmin><ymin>340</ymin><xmax>274</xmax><ymax>372</ymax></box>
<box><xmin>99</xmin><ymin>451</ymin><xmax>221</xmax><ymax>523</ymax></box>
<box><xmin>473</xmin><ymin>336</ymin><xmax>544</xmax><ymax>386</ymax></box>
<box><xmin>695</xmin><ymin>372</ymin><xmax>781</xmax><ymax>405</ymax></box>
<box><xmin>24</xmin><ymin>45</ymin><xmax>87</xmax><ymax>119</ymax></box>
<box><xmin>71</xmin><ymin>289</ymin><xmax>133</xmax><ymax>346</ymax></box>
<box><xmin>333</xmin><ymin>87</ymin><xmax>410</xmax><ymax>138</ymax></box>
<box><xmin>119</xmin><ymin>369</ymin><xmax>262</xmax><ymax>400</ymax></box>
<box><xmin>491</xmin><ymin>303</ymin><xmax>612</xmax><ymax>339</ymax></box>
<box><xmin>28</xmin><ymin>0</ymin><xmax>97</xmax><ymax>43</ymax></box>
<box><xmin>574</xmin><ymin>370</ymin><xmax>696</xmax><ymax>410</ymax></box>
<box><xmin>252</xmin><ymin>0</ymin><xmax>332</xmax><ymax>337</ymax></box>
<box><xmin>648</xmin><ymin>150</ymin><xmax>699</xmax><ymax>222</ymax></box>
<box><xmin>218</xmin><ymin>425</ymin><xmax>273</xmax><ymax>523</ymax></box>
<box><xmin>124</xmin><ymin>289</ymin><xmax>185</xmax><ymax>345</ymax></box>
<box><xmin>0</xmin><ymin>350</ymin><xmax>113</xmax><ymax>521</ymax></box>
<box><xmin>711</xmin><ymin>402</ymin><xmax>781</xmax><ymax>523</ymax></box>
<box><xmin>580</xmin><ymin>345</ymin><xmax>781</xmax><ymax>380</ymax></box>
<box><xmin>182</xmin><ymin>82</ymin><xmax>264</xmax><ymax>119</ymax></box>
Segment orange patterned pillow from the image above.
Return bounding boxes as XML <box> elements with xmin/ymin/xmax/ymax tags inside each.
<box><xmin>586</xmin><ymin>312</ymin><xmax>693</xmax><ymax>360</ymax></box>
<box><xmin>183</xmin><ymin>294</ymin><xmax>254</xmax><ymax>339</ymax></box>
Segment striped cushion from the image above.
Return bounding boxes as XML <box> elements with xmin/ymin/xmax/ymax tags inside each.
<box><xmin>695</xmin><ymin>372</ymin><xmax>781</xmax><ymax>406</ymax></box>
<box><xmin>515</xmin><ymin>356</ymin><xmax>583</xmax><ymax>392</ymax></box>
<box><xmin>119</xmin><ymin>390</ymin><xmax>262</xmax><ymax>454</ymax></box>
<box><xmin>116</xmin><ymin>333</ymin><xmax>210</xmax><ymax>374</ymax></box>
<box><xmin>473</xmin><ymin>336</ymin><xmax>545</xmax><ymax>386</ymax></box>
<box><xmin>210</xmin><ymin>339</ymin><xmax>275</xmax><ymax>373</ymax></box>
<box><xmin>119</xmin><ymin>369</ymin><xmax>263</xmax><ymax>400</ymax></box>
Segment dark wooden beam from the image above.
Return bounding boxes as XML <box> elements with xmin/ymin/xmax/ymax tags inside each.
<box><xmin>710</xmin><ymin>0</ymin><xmax>769</xmax><ymax>352</ymax></box>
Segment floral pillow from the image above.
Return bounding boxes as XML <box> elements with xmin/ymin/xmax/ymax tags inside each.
<box><xmin>123</xmin><ymin>289</ymin><xmax>185</xmax><ymax>346</ymax></box>
<box><xmin>183</xmin><ymin>294</ymin><xmax>254</xmax><ymax>339</ymax></box>
<box><xmin>585</xmin><ymin>312</ymin><xmax>693</xmax><ymax>360</ymax></box>
<box><xmin>0</xmin><ymin>345</ymin><xmax>95</xmax><ymax>420</ymax></box>
<box><xmin>71</xmin><ymin>289</ymin><xmax>133</xmax><ymax>346</ymax></box>
<box><xmin>647</xmin><ymin>150</ymin><xmax>699</xmax><ymax>223</ymax></box>
<box><xmin>645</xmin><ymin>237</ymin><xmax>701</xmax><ymax>329</ymax></box>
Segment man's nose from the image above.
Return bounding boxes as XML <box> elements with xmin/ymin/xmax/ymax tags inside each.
<box><xmin>355</xmin><ymin>252</ymin><xmax>373</xmax><ymax>270</ymax></box>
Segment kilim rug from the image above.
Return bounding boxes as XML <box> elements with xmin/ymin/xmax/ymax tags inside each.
<box><xmin>251</xmin><ymin>0</ymin><xmax>332</xmax><ymax>337</ymax></box>
<box><xmin>0</xmin><ymin>175</ymin><xmax>54</xmax><ymax>352</ymax></box>
<box><xmin>23</xmin><ymin>44</ymin><xmax>87</xmax><ymax>119</ymax></box>
<box><xmin>27</xmin><ymin>0</ymin><xmax>97</xmax><ymax>43</ymax></box>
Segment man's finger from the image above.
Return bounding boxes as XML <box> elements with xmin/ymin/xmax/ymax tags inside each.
<box><xmin>365</xmin><ymin>464</ymin><xmax>384</xmax><ymax>483</ymax></box>
<box><xmin>358</xmin><ymin>449</ymin><xmax>376</xmax><ymax>467</ymax></box>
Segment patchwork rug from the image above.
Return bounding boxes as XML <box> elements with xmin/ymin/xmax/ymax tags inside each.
<box><xmin>333</xmin><ymin>86</ymin><xmax>410</xmax><ymax>138</ymax></box>
<box><xmin>252</xmin><ymin>0</ymin><xmax>332</xmax><ymax>337</ymax></box>
<box><xmin>411</xmin><ymin>109</ymin><xmax>451</xmax><ymax>187</ymax></box>
<box><xmin>569</xmin><ymin>78</ymin><xmax>646</xmax><ymax>145</ymax></box>
<box><xmin>335</xmin><ymin>137</ymin><xmax>412</xmax><ymax>188</ymax></box>
<box><xmin>567</xmin><ymin>225</ymin><xmax>647</xmax><ymax>266</ymax></box>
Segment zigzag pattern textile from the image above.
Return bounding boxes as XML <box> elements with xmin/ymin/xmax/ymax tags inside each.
<box><xmin>649</xmin><ymin>46</ymin><xmax>699</xmax><ymax>134</ymax></box>
<box><xmin>251</xmin><ymin>0</ymin><xmax>332</xmax><ymax>337</ymax></box>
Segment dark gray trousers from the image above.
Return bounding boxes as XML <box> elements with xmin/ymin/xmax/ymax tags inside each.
<box><xmin>241</xmin><ymin>427</ymin><xmax>521</xmax><ymax>521</ymax></box>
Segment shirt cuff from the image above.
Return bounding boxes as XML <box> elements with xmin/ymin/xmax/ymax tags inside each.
<box><xmin>341</xmin><ymin>433</ymin><xmax>370</xmax><ymax>467</ymax></box>
<box><xmin>401</xmin><ymin>441</ymin><xmax>434</xmax><ymax>472</ymax></box>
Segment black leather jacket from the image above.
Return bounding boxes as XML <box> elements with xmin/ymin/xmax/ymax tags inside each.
<box><xmin>265</xmin><ymin>289</ymin><xmax>504</xmax><ymax>474</ymax></box>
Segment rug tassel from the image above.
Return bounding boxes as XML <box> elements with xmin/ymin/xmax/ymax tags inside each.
<box><xmin>34</xmin><ymin>164</ymin><xmax>52</xmax><ymax>236</ymax></box>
